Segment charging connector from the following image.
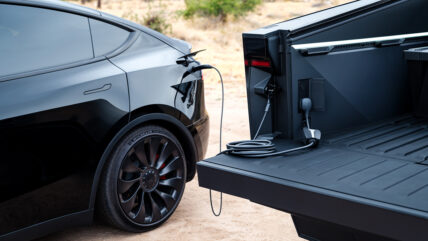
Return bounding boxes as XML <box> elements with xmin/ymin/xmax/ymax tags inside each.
<box><xmin>301</xmin><ymin>98</ymin><xmax>322</xmax><ymax>145</ymax></box>
<box><xmin>220</xmin><ymin>96</ymin><xmax>320</xmax><ymax>157</ymax></box>
<box><xmin>181</xmin><ymin>60</ymin><xmax>322</xmax><ymax>217</ymax></box>
<box><xmin>177</xmin><ymin>62</ymin><xmax>223</xmax><ymax>217</ymax></box>
<box><xmin>179</xmin><ymin>63</ymin><xmax>321</xmax><ymax>158</ymax></box>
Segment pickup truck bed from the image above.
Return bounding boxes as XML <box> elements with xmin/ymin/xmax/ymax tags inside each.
<box><xmin>198</xmin><ymin>0</ymin><xmax>428</xmax><ymax>240</ymax></box>
<box><xmin>198</xmin><ymin>115</ymin><xmax>428</xmax><ymax>241</ymax></box>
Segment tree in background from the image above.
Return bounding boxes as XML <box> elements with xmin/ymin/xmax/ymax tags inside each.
<box><xmin>180</xmin><ymin>0</ymin><xmax>262</xmax><ymax>22</ymax></box>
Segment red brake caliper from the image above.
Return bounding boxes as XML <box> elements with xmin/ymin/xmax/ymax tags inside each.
<box><xmin>157</xmin><ymin>154</ymin><xmax>167</xmax><ymax>180</ymax></box>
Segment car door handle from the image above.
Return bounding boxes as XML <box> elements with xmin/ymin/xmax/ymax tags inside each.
<box><xmin>84</xmin><ymin>84</ymin><xmax>112</xmax><ymax>95</ymax></box>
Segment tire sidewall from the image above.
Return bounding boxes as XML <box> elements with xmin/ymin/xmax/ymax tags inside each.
<box><xmin>102</xmin><ymin>125</ymin><xmax>187</xmax><ymax>231</ymax></box>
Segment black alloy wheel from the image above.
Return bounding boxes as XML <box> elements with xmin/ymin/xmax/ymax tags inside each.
<box><xmin>97</xmin><ymin>125</ymin><xmax>186</xmax><ymax>232</ymax></box>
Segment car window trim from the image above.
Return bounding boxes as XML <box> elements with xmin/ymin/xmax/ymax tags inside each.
<box><xmin>0</xmin><ymin>56</ymin><xmax>105</xmax><ymax>82</ymax></box>
<box><xmin>0</xmin><ymin>31</ymin><xmax>138</xmax><ymax>83</ymax></box>
<box><xmin>0</xmin><ymin>1</ymin><xmax>136</xmax><ymax>32</ymax></box>
<box><xmin>105</xmin><ymin>31</ymin><xmax>140</xmax><ymax>59</ymax></box>
<box><xmin>0</xmin><ymin>2</ymin><xmax>139</xmax><ymax>82</ymax></box>
<box><xmin>88</xmin><ymin>19</ymin><xmax>140</xmax><ymax>59</ymax></box>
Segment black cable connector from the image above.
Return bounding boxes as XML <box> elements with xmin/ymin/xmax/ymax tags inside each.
<box><xmin>180</xmin><ymin>63</ymin><xmax>223</xmax><ymax>217</ymax></box>
<box><xmin>182</xmin><ymin>61</ymin><xmax>321</xmax><ymax>216</ymax></box>
<box><xmin>219</xmin><ymin>96</ymin><xmax>320</xmax><ymax>158</ymax></box>
<box><xmin>181</xmin><ymin>65</ymin><xmax>214</xmax><ymax>80</ymax></box>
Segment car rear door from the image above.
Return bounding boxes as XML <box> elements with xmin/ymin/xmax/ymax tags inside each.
<box><xmin>0</xmin><ymin>4</ymin><xmax>130</xmax><ymax>236</ymax></box>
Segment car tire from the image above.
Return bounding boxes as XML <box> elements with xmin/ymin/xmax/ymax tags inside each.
<box><xmin>97</xmin><ymin>125</ymin><xmax>187</xmax><ymax>232</ymax></box>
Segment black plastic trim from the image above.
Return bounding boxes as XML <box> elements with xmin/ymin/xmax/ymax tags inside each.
<box><xmin>0</xmin><ymin>210</ymin><xmax>93</xmax><ymax>241</ymax></box>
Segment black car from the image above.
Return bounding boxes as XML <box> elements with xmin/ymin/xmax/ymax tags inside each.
<box><xmin>0</xmin><ymin>0</ymin><xmax>209</xmax><ymax>240</ymax></box>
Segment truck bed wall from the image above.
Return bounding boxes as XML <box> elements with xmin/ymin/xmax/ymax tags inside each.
<box><xmin>244</xmin><ymin>0</ymin><xmax>428</xmax><ymax>139</ymax></box>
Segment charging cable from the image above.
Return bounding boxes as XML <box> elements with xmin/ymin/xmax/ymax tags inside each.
<box><xmin>179</xmin><ymin>64</ymin><xmax>224</xmax><ymax>216</ymax></box>
<box><xmin>180</xmin><ymin>63</ymin><xmax>321</xmax><ymax>216</ymax></box>
<box><xmin>219</xmin><ymin>97</ymin><xmax>320</xmax><ymax>158</ymax></box>
<box><xmin>211</xmin><ymin>66</ymin><xmax>224</xmax><ymax>217</ymax></box>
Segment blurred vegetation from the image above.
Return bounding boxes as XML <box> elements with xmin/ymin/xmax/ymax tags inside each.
<box><xmin>122</xmin><ymin>1</ymin><xmax>171</xmax><ymax>34</ymax></box>
<box><xmin>81</xmin><ymin>0</ymin><xmax>101</xmax><ymax>8</ymax></box>
<box><xmin>179</xmin><ymin>0</ymin><xmax>262</xmax><ymax>22</ymax></box>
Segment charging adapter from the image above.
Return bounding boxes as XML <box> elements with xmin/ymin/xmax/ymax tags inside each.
<box><xmin>220</xmin><ymin>95</ymin><xmax>320</xmax><ymax>157</ymax></box>
<box><xmin>180</xmin><ymin>58</ymin><xmax>322</xmax><ymax>216</ymax></box>
<box><xmin>301</xmin><ymin>98</ymin><xmax>322</xmax><ymax>145</ymax></box>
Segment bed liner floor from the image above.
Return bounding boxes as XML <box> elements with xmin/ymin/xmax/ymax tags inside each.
<box><xmin>197</xmin><ymin>115</ymin><xmax>428</xmax><ymax>241</ymax></box>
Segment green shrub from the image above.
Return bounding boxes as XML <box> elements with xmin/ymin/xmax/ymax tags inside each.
<box><xmin>180</xmin><ymin>0</ymin><xmax>262</xmax><ymax>22</ymax></box>
<box><xmin>122</xmin><ymin>2</ymin><xmax>171</xmax><ymax>34</ymax></box>
<box><xmin>143</xmin><ymin>12</ymin><xmax>171</xmax><ymax>34</ymax></box>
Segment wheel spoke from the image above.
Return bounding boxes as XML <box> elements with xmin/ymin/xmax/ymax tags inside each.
<box><xmin>149</xmin><ymin>193</ymin><xmax>162</xmax><ymax>222</ymax></box>
<box><xmin>120</xmin><ymin>184</ymin><xmax>140</xmax><ymax>214</ymax></box>
<box><xmin>149</xmin><ymin>137</ymin><xmax>161</xmax><ymax>167</ymax></box>
<box><xmin>134</xmin><ymin>143</ymin><xmax>150</xmax><ymax>167</ymax></box>
<box><xmin>156</xmin><ymin>141</ymin><xmax>174</xmax><ymax>169</ymax></box>
<box><xmin>118</xmin><ymin>175</ymin><xmax>141</xmax><ymax>194</ymax></box>
<box><xmin>158</xmin><ymin>177</ymin><xmax>182</xmax><ymax>190</ymax></box>
<box><xmin>155</xmin><ymin>189</ymin><xmax>175</xmax><ymax>210</ymax></box>
<box><xmin>122</xmin><ymin>155</ymin><xmax>140</xmax><ymax>173</ymax></box>
<box><xmin>117</xmin><ymin>132</ymin><xmax>186</xmax><ymax>225</ymax></box>
<box><xmin>159</xmin><ymin>156</ymin><xmax>181</xmax><ymax>176</ymax></box>
<box><xmin>134</xmin><ymin>191</ymin><xmax>147</xmax><ymax>222</ymax></box>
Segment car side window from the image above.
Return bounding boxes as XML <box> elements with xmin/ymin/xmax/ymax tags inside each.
<box><xmin>0</xmin><ymin>4</ymin><xmax>93</xmax><ymax>77</ymax></box>
<box><xmin>89</xmin><ymin>19</ymin><xmax>131</xmax><ymax>57</ymax></box>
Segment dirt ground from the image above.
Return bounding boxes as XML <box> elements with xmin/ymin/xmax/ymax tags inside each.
<box><xmin>41</xmin><ymin>0</ymin><xmax>351</xmax><ymax>240</ymax></box>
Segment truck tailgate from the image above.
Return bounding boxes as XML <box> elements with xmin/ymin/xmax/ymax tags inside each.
<box><xmin>197</xmin><ymin>116</ymin><xmax>428</xmax><ymax>241</ymax></box>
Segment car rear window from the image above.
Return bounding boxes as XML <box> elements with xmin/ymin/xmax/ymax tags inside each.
<box><xmin>89</xmin><ymin>19</ymin><xmax>131</xmax><ymax>57</ymax></box>
<box><xmin>0</xmin><ymin>4</ymin><xmax>93</xmax><ymax>77</ymax></box>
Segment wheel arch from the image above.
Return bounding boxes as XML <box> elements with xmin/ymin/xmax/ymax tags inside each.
<box><xmin>89</xmin><ymin>107</ymin><xmax>198</xmax><ymax>209</ymax></box>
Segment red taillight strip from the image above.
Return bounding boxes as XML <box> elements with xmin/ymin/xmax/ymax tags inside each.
<box><xmin>251</xmin><ymin>60</ymin><xmax>271</xmax><ymax>67</ymax></box>
<box><xmin>244</xmin><ymin>59</ymin><xmax>271</xmax><ymax>67</ymax></box>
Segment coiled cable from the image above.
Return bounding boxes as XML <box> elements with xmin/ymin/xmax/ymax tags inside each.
<box><xmin>187</xmin><ymin>63</ymin><xmax>317</xmax><ymax>216</ymax></box>
<box><xmin>219</xmin><ymin>97</ymin><xmax>316</xmax><ymax>158</ymax></box>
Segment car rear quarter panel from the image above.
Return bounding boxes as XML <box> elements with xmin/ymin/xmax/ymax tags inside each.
<box><xmin>108</xmin><ymin>31</ymin><xmax>208</xmax><ymax>130</ymax></box>
<box><xmin>109</xmin><ymin>32</ymin><xmax>189</xmax><ymax>114</ymax></box>
<box><xmin>108</xmin><ymin>31</ymin><xmax>209</xmax><ymax>177</ymax></box>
